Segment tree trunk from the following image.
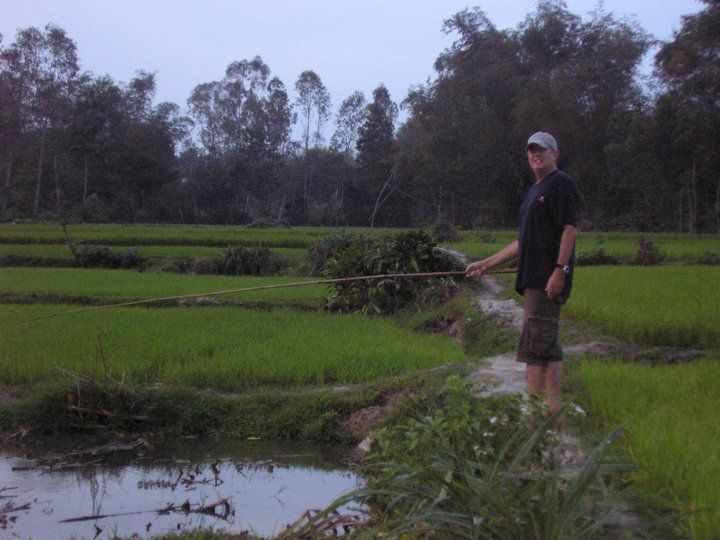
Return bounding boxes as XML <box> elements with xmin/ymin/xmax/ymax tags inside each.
<box><xmin>689</xmin><ymin>160</ymin><xmax>698</xmax><ymax>234</ymax></box>
<box><xmin>715</xmin><ymin>179</ymin><xmax>720</xmax><ymax>235</ymax></box>
<box><xmin>33</xmin><ymin>127</ymin><xmax>47</xmax><ymax>216</ymax></box>
<box><xmin>370</xmin><ymin>173</ymin><xmax>395</xmax><ymax>228</ymax></box>
<box><xmin>1</xmin><ymin>150</ymin><xmax>13</xmax><ymax>215</ymax></box>
<box><xmin>82</xmin><ymin>155</ymin><xmax>89</xmax><ymax>206</ymax></box>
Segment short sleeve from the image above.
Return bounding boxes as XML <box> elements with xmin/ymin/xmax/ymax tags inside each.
<box><xmin>550</xmin><ymin>175</ymin><xmax>579</xmax><ymax>228</ymax></box>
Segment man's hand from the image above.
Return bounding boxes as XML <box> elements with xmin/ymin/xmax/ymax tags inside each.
<box><xmin>545</xmin><ymin>268</ymin><xmax>565</xmax><ymax>300</ymax></box>
<box><xmin>465</xmin><ymin>260</ymin><xmax>487</xmax><ymax>279</ymax></box>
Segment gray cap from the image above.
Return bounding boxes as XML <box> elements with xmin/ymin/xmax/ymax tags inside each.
<box><xmin>526</xmin><ymin>132</ymin><xmax>558</xmax><ymax>151</ymax></box>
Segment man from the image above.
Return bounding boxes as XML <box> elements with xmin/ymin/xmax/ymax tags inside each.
<box><xmin>465</xmin><ymin>132</ymin><xmax>579</xmax><ymax>417</ymax></box>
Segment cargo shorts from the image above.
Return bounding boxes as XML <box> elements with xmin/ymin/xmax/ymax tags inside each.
<box><xmin>516</xmin><ymin>288</ymin><xmax>563</xmax><ymax>365</ymax></box>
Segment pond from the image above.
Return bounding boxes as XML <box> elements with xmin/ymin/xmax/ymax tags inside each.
<box><xmin>0</xmin><ymin>437</ymin><xmax>361</xmax><ymax>539</ymax></box>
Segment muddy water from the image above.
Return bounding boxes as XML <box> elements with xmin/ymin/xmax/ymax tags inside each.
<box><xmin>0</xmin><ymin>438</ymin><xmax>360</xmax><ymax>539</ymax></box>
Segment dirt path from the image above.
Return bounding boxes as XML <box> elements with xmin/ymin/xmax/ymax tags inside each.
<box><xmin>469</xmin><ymin>276</ymin><xmax>618</xmax><ymax>399</ymax></box>
<box><xmin>468</xmin><ymin>277</ymin><xmax>625</xmax><ymax>468</ymax></box>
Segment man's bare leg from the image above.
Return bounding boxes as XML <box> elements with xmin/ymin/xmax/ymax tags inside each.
<box><xmin>545</xmin><ymin>361</ymin><xmax>563</xmax><ymax>417</ymax></box>
<box><xmin>526</xmin><ymin>363</ymin><xmax>546</xmax><ymax>396</ymax></box>
<box><xmin>526</xmin><ymin>362</ymin><xmax>563</xmax><ymax>420</ymax></box>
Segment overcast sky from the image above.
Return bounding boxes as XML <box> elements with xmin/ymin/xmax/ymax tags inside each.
<box><xmin>1</xmin><ymin>0</ymin><xmax>704</xmax><ymax>124</ymax></box>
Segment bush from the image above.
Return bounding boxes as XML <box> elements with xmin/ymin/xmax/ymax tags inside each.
<box><xmin>287</xmin><ymin>377</ymin><xmax>630</xmax><ymax>539</ymax></box>
<box><xmin>306</xmin><ymin>231</ymin><xmax>375</xmax><ymax>276</ymax></box>
<box><xmin>73</xmin><ymin>246</ymin><xmax>146</xmax><ymax>270</ymax></box>
<box><xmin>325</xmin><ymin>230</ymin><xmax>460</xmax><ymax>315</ymax></box>
<box><xmin>213</xmin><ymin>245</ymin><xmax>283</xmax><ymax>276</ymax></box>
<box><xmin>430</xmin><ymin>218</ymin><xmax>461</xmax><ymax>242</ymax></box>
<box><xmin>635</xmin><ymin>236</ymin><xmax>663</xmax><ymax>265</ymax></box>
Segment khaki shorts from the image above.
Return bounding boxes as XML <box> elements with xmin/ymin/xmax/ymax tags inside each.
<box><xmin>517</xmin><ymin>289</ymin><xmax>563</xmax><ymax>365</ymax></box>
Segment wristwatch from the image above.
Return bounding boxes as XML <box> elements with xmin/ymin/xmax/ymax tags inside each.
<box><xmin>555</xmin><ymin>263</ymin><xmax>570</xmax><ymax>274</ymax></box>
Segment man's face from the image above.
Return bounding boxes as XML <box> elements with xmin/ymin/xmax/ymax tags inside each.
<box><xmin>527</xmin><ymin>144</ymin><xmax>559</xmax><ymax>176</ymax></box>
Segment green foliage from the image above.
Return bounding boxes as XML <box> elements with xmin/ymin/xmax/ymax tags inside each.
<box><xmin>325</xmin><ymin>230</ymin><xmax>459</xmax><ymax>314</ymax></box>
<box><xmin>575</xmin><ymin>235</ymin><xmax>620</xmax><ymax>266</ymax></box>
<box><xmin>571</xmin><ymin>357</ymin><xmax>720</xmax><ymax>539</ymax></box>
<box><xmin>431</xmin><ymin>218</ymin><xmax>461</xmax><ymax>242</ymax></box>
<box><xmin>213</xmin><ymin>244</ymin><xmax>283</xmax><ymax>276</ymax></box>
<box><xmin>0</xmin><ymin>267</ymin><xmax>327</xmax><ymax>306</ymax></box>
<box><xmin>634</xmin><ymin>236</ymin><xmax>663</xmax><ymax>265</ymax></box>
<box><xmin>73</xmin><ymin>245</ymin><xmax>147</xmax><ymax>270</ymax></box>
<box><xmin>296</xmin><ymin>377</ymin><xmax>628</xmax><ymax>538</ymax></box>
<box><xmin>305</xmin><ymin>231</ymin><xmax>375</xmax><ymax>276</ymax></box>
<box><xmin>0</xmin><ymin>304</ymin><xmax>468</xmax><ymax>390</ymax></box>
<box><xmin>406</xmin><ymin>294</ymin><xmax>518</xmax><ymax>356</ymax></box>
<box><xmin>566</xmin><ymin>266</ymin><xmax>720</xmax><ymax>348</ymax></box>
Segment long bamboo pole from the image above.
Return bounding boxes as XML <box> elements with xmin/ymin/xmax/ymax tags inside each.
<box><xmin>19</xmin><ymin>269</ymin><xmax>516</xmax><ymax>325</ymax></box>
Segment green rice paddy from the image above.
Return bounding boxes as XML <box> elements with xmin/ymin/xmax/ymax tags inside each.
<box><xmin>0</xmin><ymin>243</ymin><xmax>306</xmax><ymax>262</ymax></box>
<box><xmin>0</xmin><ymin>304</ymin><xmax>467</xmax><ymax>390</ymax></box>
<box><xmin>571</xmin><ymin>357</ymin><xmax>720</xmax><ymax>539</ymax></box>
<box><xmin>565</xmin><ymin>266</ymin><xmax>720</xmax><ymax>349</ymax></box>
<box><xmin>0</xmin><ymin>267</ymin><xmax>329</xmax><ymax>305</ymax></box>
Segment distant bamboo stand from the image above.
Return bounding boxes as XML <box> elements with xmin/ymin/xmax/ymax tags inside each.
<box><xmin>20</xmin><ymin>269</ymin><xmax>516</xmax><ymax>325</ymax></box>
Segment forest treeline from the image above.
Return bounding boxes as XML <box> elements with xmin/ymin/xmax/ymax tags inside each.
<box><xmin>0</xmin><ymin>1</ymin><xmax>718</xmax><ymax>231</ymax></box>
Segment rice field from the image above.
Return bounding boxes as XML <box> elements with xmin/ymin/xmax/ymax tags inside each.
<box><xmin>0</xmin><ymin>224</ymin><xmax>397</xmax><ymax>248</ymax></box>
<box><xmin>570</xmin><ymin>357</ymin><xmax>720</xmax><ymax>539</ymax></box>
<box><xmin>449</xmin><ymin>231</ymin><xmax>719</xmax><ymax>263</ymax></box>
<box><xmin>565</xmin><ymin>266</ymin><xmax>720</xmax><ymax>349</ymax></box>
<box><xmin>0</xmin><ymin>243</ymin><xmax>306</xmax><ymax>263</ymax></box>
<box><xmin>0</xmin><ymin>304</ymin><xmax>468</xmax><ymax>390</ymax></box>
<box><xmin>0</xmin><ymin>267</ymin><xmax>329</xmax><ymax>305</ymax></box>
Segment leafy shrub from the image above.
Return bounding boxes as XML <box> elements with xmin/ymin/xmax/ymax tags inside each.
<box><xmin>73</xmin><ymin>245</ymin><xmax>146</xmax><ymax>269</ymax></box>
<box><xmin>635</xmin><ymin>236</ymin><xmax>663</xmax><ymax>265</ymax></box>
<box><xmin>306</xmin><ymin>231</ymin><xmax>375</xmax><ymax>276</ymax></box>
<box><xmin>213</xmin><ymin>245</ymin><xmax>282</xmax><ymax>276</ymax></box>
<box><xmin>289</xmin><ymin>377</ymin><xmax>628</xmax><ymax>539</ymax></box>
<box><xmin>431</xmin><ymin>218</ymin><xmax>461</xmax><ymax>242</ymax></box>
<box><xmin>246</xmin><ymin>217</ymin><xmax>290</xmax><ymax>228</ymax></box>
<box><xmin>325</xmin><ymin>230</ymin><xmax>460</xmax><ymax>314</ymax></box>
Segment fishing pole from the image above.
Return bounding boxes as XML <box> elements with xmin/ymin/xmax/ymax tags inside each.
<box><xmin>18</xmin><ymin>268</ymin><xmax>516</xmax><ymax>325</ymax></box>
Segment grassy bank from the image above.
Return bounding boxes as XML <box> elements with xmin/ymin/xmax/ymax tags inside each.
<box><xmin>1</xmin><ymin>304</ymin><xmax>468</xmax><ymax>390</ymax></box>
<box><xmin>569</xmin><ymin>357</ymin><xmax>720</xmax><ymax>539</ymax></box>
<box><xmin>565</xmin><ymin>266</ymin><xmax>720</xmax><ymax>348</ymax></box>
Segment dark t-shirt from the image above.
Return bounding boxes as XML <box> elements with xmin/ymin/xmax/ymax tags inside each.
<box><xmin>515</xmin><ymin>169</ymin><xmax>579</xmax><ymax>299</ymax></box>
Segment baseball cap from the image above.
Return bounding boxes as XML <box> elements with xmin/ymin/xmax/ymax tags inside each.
<box><xmin>526</xmin><ymin>132</ymin><xmax>558</xmax><ymax>151</ymax></box>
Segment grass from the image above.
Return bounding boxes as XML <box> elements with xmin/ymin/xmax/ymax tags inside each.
<box><xmin>0</xmin><ymin>267</ymin><xmax>329</xmax><ymax>305</ymax></box>
<box><xmin>448</xmin><ymin>230</ymin><xmax>719</xmax><ymax>263</ymax></box>
<box><xmin>0</xmin><ymin>304</ymin><xmax>469</xmax><ymax>390</ymax></box>
<box><xmin>0</xmin><ymin>243</ymin><xmax>307</xmax><ymax>263</ymax></box>
<box><xmin>564</xmin><ymin>266</ymin><xmax>720</xmax><ymax>349</ymax></box>
<box><xmin>0</xmin><ymin>224</ymin><xmax>398</xmax><ymax>247</ymax></box>
<box><xmin>569</xmin><ymin>357</ymin><xmax>720</xmax><ymax>539</ymax></box>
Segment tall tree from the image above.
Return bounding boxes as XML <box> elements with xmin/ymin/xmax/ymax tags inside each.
<box><xmin>330</xmin><ymin>91</ymin><xmax>367</xmax><ymax>156</ymax></box>
<box><xmin>294</xmin><ymin>70</ymin><xmax>331</xmax><ymax>151</ymax></box>
<box><xmin>356</xmin><ymin>85</ymin><xmax>398</xmax><ymax>226</ymax></box>
<box><xmin>655</xmin><ymin>0</ymin><xmax>720</xmax><ymax>232</ymax></box>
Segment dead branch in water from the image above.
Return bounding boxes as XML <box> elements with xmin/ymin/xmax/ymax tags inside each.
<box><xmin>59</xmin><ymin>497</ymin><xmax>233</xmax><ymax>523</ymax></box>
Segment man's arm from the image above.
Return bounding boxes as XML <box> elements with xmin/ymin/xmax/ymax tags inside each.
<box><xmin>465</xmin><ymin>240</ymin><xmax>519</xmax><ymax>279</ymax></box>
<box><xmin>545</xmin><ymin>225</ymin><xmax>577</xmax><ymax>299</ymax></box>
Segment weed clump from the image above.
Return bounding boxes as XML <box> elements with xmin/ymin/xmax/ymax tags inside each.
<box><xmin>290</xmin><ymin>376</ymin><xmax>629</xmax><ymax>538</ymax></box>
<box><xmin>306</xmin><ymin>231</ymin><xmax>375</xmax><ymax>276</ymax></box>
<box><xmin>430</xmin><ymin>218</ymin><xmax>461</xmax><ymax>243</ymax></box>
<box><xmin>213</xmin><ymin>245</ymin><xmax>283</xmax><ymax>276</ymax></box>
<box><xmin>635</xmin><ymin>236</ymin><xmax>663</xmax><ymax>265</ymax></box>
<box><xmin>73</xmin><ymin>245</ymin><xmax>146</xmax><ymax>270</ymax></box>
<box><xmin>324</xmin><ymin>230</ymin><xmax>461</xmax><ymax>315</ymax></box>
<box><xmin>576</xmin><ymin>235</ymin><xmax>620</xmax><ymax>266</ymax></box>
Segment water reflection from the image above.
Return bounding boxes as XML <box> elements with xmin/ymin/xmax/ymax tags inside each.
<box><xmin>0</xmin><ymin>438</ymin><xmax>359</xmax><ymax>539</ymax></box>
